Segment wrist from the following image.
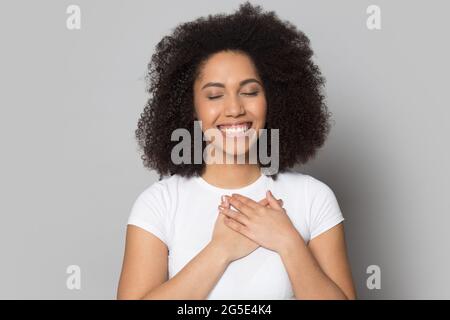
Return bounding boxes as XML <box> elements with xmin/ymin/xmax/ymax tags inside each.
<box><xmin>278</xmin><ymin>230</ymin><xmax>306</xmax><ymax>257</ymax></box>
<box><xmin>207</xmin><ymin>241</ymin><xmax>232</xmax><ymax>266</ymax></box>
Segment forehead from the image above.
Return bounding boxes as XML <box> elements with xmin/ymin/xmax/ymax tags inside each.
<box><xmin>195</xmin><ymin>51</ymin><xmax>259</xmax><ymax>84</ymax></box>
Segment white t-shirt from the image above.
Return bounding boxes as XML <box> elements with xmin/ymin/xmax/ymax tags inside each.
<box><xmin>127</xmin><ymin>170</ymin><xmax>345</xmax><ymax>300</ymax></box>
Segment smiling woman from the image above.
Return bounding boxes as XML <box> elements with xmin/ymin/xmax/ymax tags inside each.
<box><xmin>117</xmin><ymin>1</ymin><xmax>356</xmax><ymax>300</ymax></box>
<box><xmin>193</xmin><ymin>51</ymin><xmax>267</xmax><ymax>161</ymax></box>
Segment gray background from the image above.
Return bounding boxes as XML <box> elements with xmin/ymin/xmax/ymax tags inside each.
<box><xmin>0</xmin><ymin>0</ymin><xmax>449</xmax><ymax>299</ymax></box>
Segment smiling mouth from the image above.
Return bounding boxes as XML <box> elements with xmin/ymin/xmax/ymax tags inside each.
<box><xmin>216</xmin><ymin>122</ymin><xmax>252</xmax><ymax>137</ymax></box>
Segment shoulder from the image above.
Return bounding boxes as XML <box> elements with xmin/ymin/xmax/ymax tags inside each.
<box><xmin>135</xmin><ymin>174</ymin><xmax>187</xmax><ymax>209</ymax></box>
<box><xmin>305</xmin><ymin>174</ymin><xmax>338</xmax><ymax>201</ymax></box>
<box><xmin>128</xmin><ymin>175</ymin><xmax>187</xmax><ymax>247</ymax></box>
<box><xmin>273</xmin><ymin>170</ymin><xmax>337</xmax><ymax>201</ymax></box>
<box><xmin>270</xmin><ymin>170</ymin><xmax>310</xmax><ymax>201</ymax></box>
<box><xmin>271</xmin><ymin>171</ymin><xmax>343</xmax><ymax>241</ymax></box>
<box><xmin>305</xmin><ymin>175</ymin><xmax>344</xmax><ymax>240</ymax></box>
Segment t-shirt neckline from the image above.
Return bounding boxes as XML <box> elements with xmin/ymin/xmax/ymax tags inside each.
<box><xmin>194</xmin><ymin>172</ymin><xmax>268</xmax><ymax>194</ymax></box>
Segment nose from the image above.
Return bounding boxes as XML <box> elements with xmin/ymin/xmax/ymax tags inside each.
<box><xmin>224</xmin><ymin>95</ymin><xmax>245</xmax><ymax>117</ymax></box>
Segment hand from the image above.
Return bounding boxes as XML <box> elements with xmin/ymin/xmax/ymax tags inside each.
<box><xmin>210</xmin><ymin>197</ymin><xmax>260</xmax><ymax>263</ymax></box>
<box><xmin>219</xmin><ymin>191</ymin><xmax>301</xmax><ymax>254</ymax></box>
<box><xmin>210</xmin><ymin>195</ymin><xmax>283</xmax><ymax>263</ymax></box>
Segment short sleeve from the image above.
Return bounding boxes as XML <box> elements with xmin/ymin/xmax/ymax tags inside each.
<box><xmin>127</xmin><ymin>182</ymin><xmax>169</xmax><ymax>246</ymax></box>
<box><xmin>307</xmin><ymin>176</ymin><xmax>345</xmax><ymax>240</ymax></box>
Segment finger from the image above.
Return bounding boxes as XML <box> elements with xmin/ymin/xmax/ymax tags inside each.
<box><xmin>221</xmin><ymin>195</ymin><xmax>230</xmax><ymax>208</ymax></box>
<box><xmin>222</xmin><ymin>214</ymin><xmax>252</xmax><ymax>238</ymax></box>
<box><xmin>219</xmin><ymin>205</ymin><xmax>250</xmax><ymax>226</ymax></box>
<box><xmin>228</xmin><ymin>196</ymin><xmax>254</xmax><ymax>216</ymax></box>
<box><xmin>231</xmin><ymin>193</ymin><xmax>260</xmax><ymax>210</ymax></box>
<box><xmin>266</xmin><ymin>190</ymin><xmax>282</xmax><ymax>210</ymax></box>
<box><xmin>258</xmin><ymin>197</ymin><xmax>283</xmax><ymax>207</ymax></box>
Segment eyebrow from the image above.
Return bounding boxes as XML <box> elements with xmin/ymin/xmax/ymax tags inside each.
<box><xmin>201</xmin><ymin>78</ymin><xmax>262</xmax><ymax>90</ymax></box>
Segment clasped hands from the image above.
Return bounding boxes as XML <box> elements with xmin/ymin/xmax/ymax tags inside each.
<box><xmin>218</xmin><ymin>191</ymin><xmax>301</xmax><ymax>254</ymax></box>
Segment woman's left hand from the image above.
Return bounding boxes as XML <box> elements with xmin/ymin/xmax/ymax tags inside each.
<box><xmin>219</xmin><ymin>191</ymin><xmax>302</xmax><ymax>253</ymax></box>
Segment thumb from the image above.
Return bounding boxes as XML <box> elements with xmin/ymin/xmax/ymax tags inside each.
<box><xmin>266</xmin><ymin>190</ymin><xmax>282</xmax><ymax>210</ymax></box>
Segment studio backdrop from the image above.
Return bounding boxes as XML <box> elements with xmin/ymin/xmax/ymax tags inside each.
<box><xmin>0</xmin><ymin>0</ymin><xmax>449</xmax><ymax>299</ymax></box>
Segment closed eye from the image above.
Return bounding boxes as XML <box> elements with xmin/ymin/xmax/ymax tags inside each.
<box><xmin>242</xmin><ymin>91</ymin><xmax>259</xmax><ymax>96</ymax></box>
<box><xmin>208</xmin><ymin>91</ymin><xmax>259</xmax><ymax>100</ymax></box>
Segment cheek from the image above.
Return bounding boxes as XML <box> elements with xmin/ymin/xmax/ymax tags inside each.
<box><xmin>247</xmin><ymin>98</ymin><xmax>267</xmax><ymax>124</ymax></box>
<box><xmin>195</xmin><ymin>102</ymin><xmax>221</xmax><ymax>124</ymax></box>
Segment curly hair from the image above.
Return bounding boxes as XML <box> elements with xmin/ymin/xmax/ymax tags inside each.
<box><xmin>135</xmin><ymin>1</ymin><xmax>332</xmax><ymax>180</ymax></box>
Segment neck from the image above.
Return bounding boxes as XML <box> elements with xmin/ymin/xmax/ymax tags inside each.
<box><xmin>201</xmin><ymin>163</ymin><xmax>262</xmax><ymax>189</ymax></box>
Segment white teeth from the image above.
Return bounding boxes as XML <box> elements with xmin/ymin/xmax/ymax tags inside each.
<box><xmin>223</xmin><ymin>126</ymin><xmax>247</xmax><ymax>133</ymax></box>
<box><xmin>217</xmin><ymin>123</ymin><xmax>251</xmax><ymax>137</ymax></box>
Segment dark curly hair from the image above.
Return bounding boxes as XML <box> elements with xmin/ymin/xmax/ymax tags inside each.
<box><xmin>135</xmin><ymin>1</ymin><xmax>332</xmax><ymax>180</ymax></box>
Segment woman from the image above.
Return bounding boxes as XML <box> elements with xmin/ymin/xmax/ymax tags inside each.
<box><xmin>117</xmin><ymin>2</ymin><xmax>356</xmax><ymax>300</ymax></box>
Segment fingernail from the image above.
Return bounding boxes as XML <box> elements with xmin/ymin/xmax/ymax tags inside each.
<box><xmin>221</xmin><ymin>195</ymin><xmax>229</xmax><ymax>206</ymax></box>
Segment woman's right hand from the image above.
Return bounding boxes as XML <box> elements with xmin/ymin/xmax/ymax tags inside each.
<box><xmin>210</xmin><ymin>195</ymin><xmax>283</xmax><ymax>263</ymax></box>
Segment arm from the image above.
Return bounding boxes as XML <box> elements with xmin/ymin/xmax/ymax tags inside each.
<box><xmin>278</xmin><ymin>223</ymin><xmax>357</xmax><ymax>300</ymax></box>
<box><xmin>117</xmin><ymin>225</ymin><xmax>230</xmax><ymax>300</ymax></box>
